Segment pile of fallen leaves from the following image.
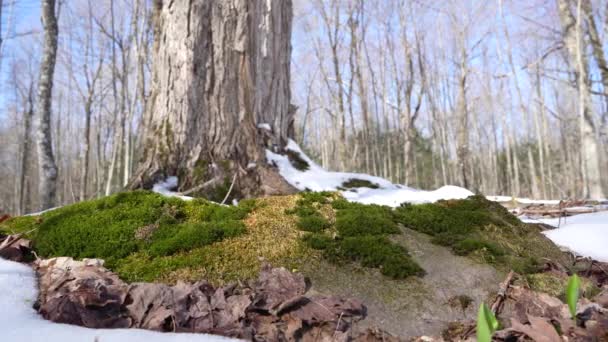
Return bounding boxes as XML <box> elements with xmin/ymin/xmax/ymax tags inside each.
<box><xmin>33</xmin><ymin>256</ymin><xmax>369</xmax><ymax>341</ymax></box>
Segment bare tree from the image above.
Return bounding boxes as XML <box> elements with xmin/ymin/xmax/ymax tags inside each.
<box><xmin>34</xmin><ymin>0</ymin><xmax>60</xmax><ymax>210</ymax></box>
<box><xmin>557</xmin><ymin>0</ymin><xmax>605</xmax><ymax>199</ymax></box>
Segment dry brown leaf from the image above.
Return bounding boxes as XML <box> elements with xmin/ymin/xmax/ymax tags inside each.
<box><xmin>509</xmin><ymin>315</ymin><xmax>561</xmax><ymax>342</ymax></box>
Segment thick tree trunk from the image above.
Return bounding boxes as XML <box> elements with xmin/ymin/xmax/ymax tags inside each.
<box><xmin>35</xmin><ymin>0</ymin><xmax>59</xmax><ymax>210</ymax></box>
<box><xmin>129</xmin><ymin>0</ymin><xmax>296</xmax><ymax>198</ymax></box>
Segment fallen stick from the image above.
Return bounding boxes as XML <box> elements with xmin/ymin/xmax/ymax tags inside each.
<box><xmin>519</xmin><ymin>208</ymin><xmax>607</xmax><ymax>217</ymax></box>
<box><xmin>0</xmin><ymin>233</ymin><xmax>25</xmax><ymax>252</ymax></box>
<box><xmin>491</xmin><ymin>270</ymin><xmax>515</xmax><ymax>315</ymax></box>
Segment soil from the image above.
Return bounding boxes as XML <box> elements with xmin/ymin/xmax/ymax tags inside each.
<box><xmin>301</xmin><ymin>226</ymin><xmax>504</xmax><ymax>337</ymax></box>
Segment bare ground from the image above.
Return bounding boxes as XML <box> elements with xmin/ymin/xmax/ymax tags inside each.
<box><xmin>302</xmin><ymin>227</ymin><xmax>504</xmax><ymax>338</ymax></box>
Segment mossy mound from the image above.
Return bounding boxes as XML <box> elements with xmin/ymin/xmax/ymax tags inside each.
<box><xmin>1</xmin><ymin>191</ymin><xmax>255</xmax><ymax>280</ymax></box>
<box><xmin>1</xmin><ymin>191</ymin><xmax>567</xmax><ymax>287</ymax></box>
<box><xmin>0</xmin><ymin>190</ymin><xmax>576</xmax><ymax>337</ymax></box>
<box><xmin>393</xmin><ymin>195</ymin><xmax>568</xmax><ymax>273</ymax></box>
<box><xmin>1</xmin><ymin>192</ymin><xmax>317</xmax><ymax>285</ymax></box>
<box><xmin>289</xmin><ymin>193</ymin><xmax>424</xmax><ymax>279</ymax></box>
<box><xmin>116</xmin><ymin>195</ymin><xmax>315</xmax><ymax>284</ymax></box>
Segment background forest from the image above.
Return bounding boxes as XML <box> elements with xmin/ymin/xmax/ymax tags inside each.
<box><xmin>0</xmin><ymin>0</ymin><xmax>607</xmax><ymax>214</ymax></box>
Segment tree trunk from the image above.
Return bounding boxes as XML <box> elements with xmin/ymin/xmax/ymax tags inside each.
<box><xmin>35</xmin><ymin>0</ymin><xmax>59</xmax><ymax>210</ymax></box>
<box><xmin>19</xmin><ymin>88</ymin><xmax>34</xmax><ymax>215</ymax></box>
<box><xmin>557</xmin><ymin>0</ymin><xmax>605</xmax><ymax>199</ymax></box>
<box><xmin>456</xmin><ymin>48</ymin><xmax>470</xmax><ymax>189</ymax></box>
<box><xmin>129</xmin><ymin>0</ymin><xmax>295</xmax><ymax>198</ymax></box>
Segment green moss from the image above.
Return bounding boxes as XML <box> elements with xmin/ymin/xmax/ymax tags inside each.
<box><xmin>297</xmin><ymin>191</ymin><xmax>332</xmax><ymax>206</ymax></box>
<box><xmin>116</xmin><ymin>195</ymin><xmax>312</xmax><ymax>285</ymax></box>
<box><xmin>297</xmin><ymin>214</ymin><xmax>330</xmax><ymax>232</ymax></box>
<box><xmin>286</xmin><ymin>149</ymin><xmax>310</xmax><ymax>171</ymax></box>
<box><xmin>303</xmin><ymin>234</ymin><xmax>424</xmax><ymax>279</ymax></box>
<box><xmin>394</xmin><ymin>195</ymin><xmax>569</xmax><ymax>274</ymax></box>
<box><xmin>0</xmin><ymin>216</ymin><xmax>39</xmax><ymax>236</ymax></box>
<box><xmin>302</xmin><ymin>233</ymin><xmax>334</xmax><ymax>250</ymax></box>
<box><xmin>335</xmin><ymin>203</ymin><xmax>399</xmax><ymax>236</ymax></box>
<box><xmin>0</xmin><ymin>190</ymin><xmax>254</xmax><ymax>272</ymax></box>
<box><xmin>452</xmin><ymin>239</ymin><xmax>505</xmax><ymax>257</ymax></box>
<box><xmin>341</xmin><ymin>178</ymin><xmax>380</xmax><ymax>189</ymax></box>
<box><xmin>337</xmin><ymin>236</ymin><xmax>425</xmax><ymax>278</ymax></box>
<box><xmin>526</xmin><ymin>273</ymin><xmax>600</xmax><ymax>301</ymax></box>
<box><xmin>289</xmin><ymin>192</ymin><xmax>423</xmax><ymax>280</ymax></box>
<box><xmin>148</xmin><ymin>221</ymin><xmax>246</xmax><ymax>257</ymax></box>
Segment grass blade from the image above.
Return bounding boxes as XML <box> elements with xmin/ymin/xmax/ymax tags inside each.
<box><xmin>566</xmin><ymin>274</ymin><xmax>580</xmax><ymax>318</ymax></box>
<box><xmin>477</xmin><ymin>302</ymin><xmax>499</xmax><ymax>342</ymax></box>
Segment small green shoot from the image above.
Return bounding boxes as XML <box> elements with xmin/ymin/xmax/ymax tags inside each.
<box><xmin>476</xmin><ymin>302</ymin><xmax>499</xmax><ymax>342</ymax></box>
<box><xmin>566</xmin><ymin>274</ymin><xmax>580</xmax><ymax>319</ymax></box>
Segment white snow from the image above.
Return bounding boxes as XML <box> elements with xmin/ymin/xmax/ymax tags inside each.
<box><xmin>0</xmin><ymin>258</ymin><xmax>239</xmax><ymax>342</ymax></box>
<box><xmin>538</xmin><ymin>211</ymin><xmax>608</xmax><ymax>262</ymax></box>
<box><xmin>257</xmin><ymin>123</ymin><xmax>272</xmax><ymax>131</ymax></box>
<box><xmin>266</xmin><ymin>139</ymin><xmax>474</xmax><ymax>206</ymax></box>
<box><xmin>152</xmin><ymin>176</ymin><xmax>193</xmax><ymax>201</ymax></box>
<box><xmin>486</xmin><ymin>195</ymin><xmax>561</xmax><ymax>205</ymax></box>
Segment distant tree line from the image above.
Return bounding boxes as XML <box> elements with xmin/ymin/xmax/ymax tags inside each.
<box><xmin>0</xmin><ymin>0</ymin><xmax>606</xmax><ymax>214</ymax></box>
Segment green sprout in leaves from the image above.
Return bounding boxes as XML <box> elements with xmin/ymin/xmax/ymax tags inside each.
<box><xmin>566</xmin><ymin>274</ymin><xmax>581</xmax><ymax>319</ymax></box>
<box><xmin>476</xmin><ymin>302</ymin><xmax>499</xmax><ymax>342</ymax></box>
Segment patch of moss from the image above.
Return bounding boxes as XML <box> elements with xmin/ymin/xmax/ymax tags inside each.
<box><xmin>115</xmin><ymin>195</ymin><xmax>315</xmax><ymax>285</ymax></box>
<box><xmin>297</xmin><ymin>214</ymin><xmax>330</xmax><ymax>232</ymax></box>
<box><xmin>303</xmin><ymin>234</ymin><xmax>424</xmax><ymax>279</ymax></box>
<box><xmin>526</xmin><ymin>273</ymin><xmax>600</xmax><ymax>301</ymax></box>
<box><xmin>290</xmin><ymin>192</ymin><xmax>423</xmax><ymax>279</ymax></box>
<box><xmin>0</xmin><ymin>190</ymin><xmax>255</xmax><ymax>270</ymax></box>
<box><xmin>286</xmin><ymin>149</ymin><xmax>310</xmax><ymax>171</ymax></box>
<box><xmin>337</xmin><ymin>236</ymin><xmax>425</xmax><ymax>278</ymax></box>
<box><xmin>297</xmin><ymin>191</ymin><xmax>333</xmax><ymax>206</ymax></box>
<box><xmin>452</xmin><ymin>239</ymin><xmax>505</xmax><ymax>257</ymax></box>
<box><xmin>394</xmin><ymin>195</ymin><xmax>569</xmax><ymax>274</ymax></box>
<box><xmin>335</xmin><ymin>203</ymin><xmax>399</xmax><ymax>236</ymax></box>
<box><xmin>285</xmin><ymin>191</ymin><xmax>334</xmax><ymax>233</ymax></box>
<box><xmin>341</xmin><ymin>178</ymin><xmax>380</xmax><ymax>189</ymax></box>
<box><xmin>148</xmin><ymin>221</ymin><xmax>246</xmax><ymax>256</ymax></box>
<box><xmin>0</xmin><ymin>216</ymin><xmax>39</xmax><ymax>236</ymax></box>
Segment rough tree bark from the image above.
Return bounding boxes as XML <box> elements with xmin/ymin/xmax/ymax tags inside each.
<box><xmin>557</xmin><ymin>0</ymin><xmax>605</xmax><ymax>199</ymax></box>
<box><xmin>35</xmin><ymin>0</ymin><xmax>59</xmax><ymax>210</ymax></box>
<box><xmin>128</xmin><ymin>0</ymin><xmax>296</xmax><ymax>198</ymax></box>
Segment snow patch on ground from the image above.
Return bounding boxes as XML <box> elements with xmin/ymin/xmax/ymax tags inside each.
<box><xmin>486</xmin><ymin>195</ymin><xmax>561</xmax><ymax>205</ymax></box>
<box><xmin>0</xmin><ymin>258</ymin><xmax>239</xmax><ymax>342</ymax></box>
<box><xmin>535</xmin><ymin>211</ymin><xmax>608</xmax><ymax>262</ymax></box>
<box><xmin>266</xmin><ymin>139</ymin><xmax>474</xmax><ymax>206</ymax></box>
<box><xmin>152</xmin><ymin>176</ymin><xmax>193</xmax><ymax>201</ymax></box>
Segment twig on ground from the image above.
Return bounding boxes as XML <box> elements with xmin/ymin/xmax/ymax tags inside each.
<box><xmin>220</xmin><ymin>173</ymin><xmax>238</xmax><ymax>205</ymax></box>
<box><xmin>491</xmin><ymin>270</ymin><xmax>515</xmax><ymax>315</ymax></box>
<box><xmin>180</xmin><ymin>177</ymin><xmax>219</xmax><ymax>196</ymax></box>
